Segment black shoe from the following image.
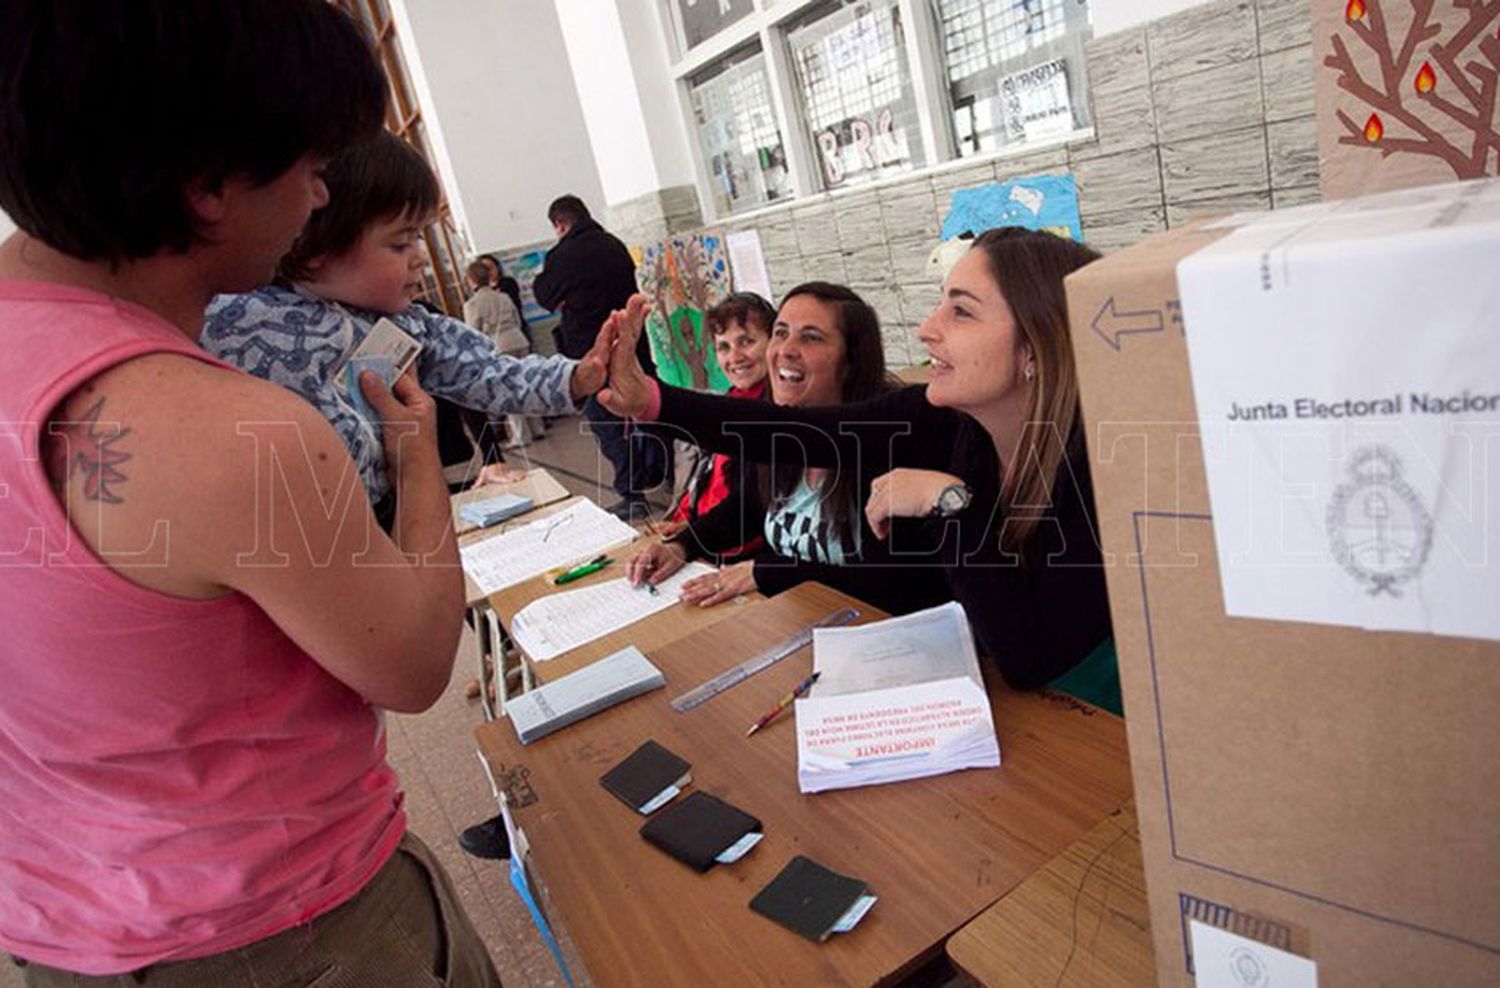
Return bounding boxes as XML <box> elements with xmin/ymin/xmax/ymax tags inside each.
<box><xmin>458</xmin><ymin>815</ymin><xmax>511</xmax><ymax>860</ymax></box>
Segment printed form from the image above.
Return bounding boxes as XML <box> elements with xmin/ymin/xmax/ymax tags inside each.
<box><xmin>510</xmin><ymin>562</ymin><xmax>718</xmax><ymax>662</ymax></box>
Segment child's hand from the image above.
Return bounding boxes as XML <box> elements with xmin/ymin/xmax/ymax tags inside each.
<box><xmin>569</xmin><ymin>316</ymin><xmax>615</xmax><ymax>400</ymax></box>
<box><xmin>595</xmin><ymin>295</ymin><xmax>654</xmax><ymax>417</ymax></box>
<box><xmin>359</xmin><ymin>369</ymin><xmax>438</xmax><ymax>476</ymax></box>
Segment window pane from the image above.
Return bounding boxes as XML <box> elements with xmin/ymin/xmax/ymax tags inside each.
<box><xmin>690</xmin><ymin>49</ymin><xmax>792</xmax><ymax>215</ymax></box>
<box><xmin>675</xmin><ymin>0</ymin><xmax>755</xmax><ymax>50</ymax></box>
<box><xmin>786</xmin><ymin>0</ymin><xmax>927</xmax><ymax>192</ymax></box>
<box><xmin>933</xmin><ymin>0</ymin><xmax>1092</xmax><ymax>158</ymax></box>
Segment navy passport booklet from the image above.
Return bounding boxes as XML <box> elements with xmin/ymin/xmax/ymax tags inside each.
<box><xmin>749</xmin><ymin>856</ymin><xmax>875</xmax><ymax>942</ymax></box>
<box><xmin>638</xmin><ymin>791</ymin><xmax>761</xmax><ymax>872</ymax></box>
<box><xmin>599</xmin><ymin>740</ymin><xmax>691</xmax><ymax>814</ymax></box>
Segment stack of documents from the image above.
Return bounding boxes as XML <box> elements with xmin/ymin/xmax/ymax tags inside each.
<box><xmin>510</xmin><ymin>562</ymin><xmax>716</xmax><ymax>661</ymax></box>
<box><xmin>459</xmin><ymin>499</ymin><xmax>637</xmax><ymax>596</ymax></box>
<box><xmin>503</xmin><ymin>645</ymin><xmax>665</xmax><ymax>745</ymax></box>
<box><xmin>795</xmin><ymin>602</ymin><xmax>1000</xmax><ymax>793</ymax></box>
<box><xmin>459</xmin><ymin>493</ymin><xmax>534</xmax><ymax>529</ymax></box>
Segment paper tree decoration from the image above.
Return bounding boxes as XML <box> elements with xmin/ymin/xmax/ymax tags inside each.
<box><xmin>1319</xmin><ymin>0</ymin><xmax>1500</xmax><ymax>195</ymax></box>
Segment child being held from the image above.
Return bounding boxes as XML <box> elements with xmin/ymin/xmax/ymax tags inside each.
<box><xmin>203</xmin><ymin>132</ymin><xmax>607</xmax><ymax>525</ymax></box>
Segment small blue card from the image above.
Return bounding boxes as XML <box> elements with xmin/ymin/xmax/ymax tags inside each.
<box><xmin>344</xmin><ymin>354</ymin><xmax>395</xmax><ymax>427</ymax></box>
<box><xmin>460</xmin><ymin>494</ymin><xmax>535</xmax><ymax>528</ymax></box>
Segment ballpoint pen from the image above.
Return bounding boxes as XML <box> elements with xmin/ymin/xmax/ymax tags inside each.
<box><xmin>554</xmin><ymin>554</ymin><xmax>611</xmax><ymax>585</ymax></box>
<box><xmin>746</xmin><ymin>671</ymin><xmax>821</xmax><ymax>737</ymax></box>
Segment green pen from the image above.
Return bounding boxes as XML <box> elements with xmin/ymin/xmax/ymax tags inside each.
<box><xmin>554</xmin><ymin>554</ymin><xmax>612</xmax><ymax>585</ymax></box>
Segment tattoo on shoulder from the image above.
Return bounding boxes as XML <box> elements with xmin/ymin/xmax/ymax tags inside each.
<box><xmin>47</xmin><ymin>396</ymin><xmax>133</xmax><ymax>505</ymax></box>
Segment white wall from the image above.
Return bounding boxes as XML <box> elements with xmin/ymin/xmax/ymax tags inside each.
<box><xmin>393</xmin><ymin>0</ymin><xmax>606</xmax><ymax>252</ymax></box>
<box><xmin>615</xmin><ymin>0</ymin><xmax>696</xmax><ymax>192</ymax></box>
<box><xmin>554</xmin><ymin>0</ymin><xmax>659</xmax><ymax>206</ymax></box>
<box><xmin>1092</xmin><ymin>0</ymin><xmax>1217</xmax><ymax>36</ymax></box>
<box><xmin>0</xmin><ymin>211</ymin><xmax>14</xmax><ymax>240</ymax></box>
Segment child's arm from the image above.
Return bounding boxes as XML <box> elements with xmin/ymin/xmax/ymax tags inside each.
<box><xmin>412</xmin><ymin>309</ymin><xmax>583</xmax><ymax>417</ymax></box>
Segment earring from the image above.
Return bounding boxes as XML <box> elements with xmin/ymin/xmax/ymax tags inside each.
<box><xmin>1023</xmin><ymin>364</ymin><xmax>1035</xmax><ymax>381</ymax></box>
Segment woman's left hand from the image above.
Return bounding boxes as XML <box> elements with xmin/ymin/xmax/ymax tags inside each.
<box><xmin>865</xmin><ymin>468</ymin><xmax>965</xmax><ymax>539</ymax></box>
<box><xmin>680</xmin><ymin>561</ymin><xmax>755</xmax><ymax>607</ymax></box>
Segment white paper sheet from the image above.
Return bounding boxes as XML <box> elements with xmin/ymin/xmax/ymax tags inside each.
<box><xmin>726</xmin><ymin>229</ymin><xmax>773</xmax><ymax>303</ymax></box>
<box><xmin>1178</xmin><ymin>177</ymin><xmax>1500</xmax><ymax>641</ymax></box>
<box><xmin>1189</xmin><ymin>921</ymin><xmax>1318</xmax><ymax>988</ymax></box>
<box><xmin>509</xmin><ymin>562</ymin><xmax>717</xmax><ymax>661</ymax></box>
<box><xmin>796</xmin><ymin>603</ymin><xmax>998</xmax><ymax>793</ymax></box>
<box><xmin>458</xmin><ymin>499</ymin><xmax>637</xmax><ymax>597</ymax></box>
<box><xmin>811</xmin><ymin>601</ymin><xmax>982</xmax><ymax>697</ymax></box>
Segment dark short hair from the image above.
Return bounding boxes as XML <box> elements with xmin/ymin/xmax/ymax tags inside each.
<box><xmin>0</xmin><ymin>0</ymin><xmax>386</xmax><ymax>262</ymax></box>
<box><xmin>482</xmin><ymin>254</ymin><xmax>505</xmax><ymax>278</ymax></box>
<box><xmin>278</xmin><ymin>132</ymin><xmax>439</xmax><ymax>282</ymax></box>
<box><xmin>547</xmin><ymin>195</ymin><xmax>590</xmax><ymax>228</ymax></box>
<box><xmin>706</xmin><ymin>292</ymin><xmax>776</xmax><ymax>338</ymax></box>
<box><xmin>465</xmin><ymin>260</ymin><xmax>491</xmax><ymax>287</ymax></box>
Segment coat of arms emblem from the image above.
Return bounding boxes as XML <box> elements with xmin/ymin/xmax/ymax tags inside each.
<box><xmin>1326</xmin><ymin>446</ymin><xmax>1433</xmax><ymax>596</ymax></box>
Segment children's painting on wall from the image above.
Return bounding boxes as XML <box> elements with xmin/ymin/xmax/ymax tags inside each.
<box><xmin>636</xmin><ymin>232</ymin><xmax>734</xmax><ymax>392</ymax></box>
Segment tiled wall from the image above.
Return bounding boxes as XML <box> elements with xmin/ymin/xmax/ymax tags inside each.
<box><xmin>643</xmin><ymin>0</ymin><xmax>1315</xmax><ymax>367</ymax></box>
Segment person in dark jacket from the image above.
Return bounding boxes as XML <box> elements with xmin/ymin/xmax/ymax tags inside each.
<box><xmin>596</xmin><ymin>228</ymin><xmax>1121</xmax><ymax>714</ymax></box>
<box><xmin>532</xmin><ymin>195</ymin><xmax>667</xmax><ymax>517</ymax></box>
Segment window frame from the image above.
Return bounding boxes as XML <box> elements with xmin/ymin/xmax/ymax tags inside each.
<box><xmin>660</xmin><ymin>0</ymin><xmax>1095</xmax><ymax>223</ymax></box>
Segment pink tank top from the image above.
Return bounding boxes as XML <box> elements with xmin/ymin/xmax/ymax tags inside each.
<box><xmin>0</xmin><ymin>280</ymin><xmax>405</xmax><ymax>974</ymax></box>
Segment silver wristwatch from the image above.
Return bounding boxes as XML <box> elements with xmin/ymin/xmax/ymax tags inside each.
<box><xmin>931</xmin><ymin>482</ymin><xmax>972</xmax><ymax>517</ymax></box>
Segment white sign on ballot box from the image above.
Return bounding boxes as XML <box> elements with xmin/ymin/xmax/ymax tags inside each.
<box><xmin>1178</xmin><ymin>178</ymin><xmax>1500</xmax><ymax>642</ymax></box>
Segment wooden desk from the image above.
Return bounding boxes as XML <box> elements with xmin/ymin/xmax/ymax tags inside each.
<box><xmin>475</xmin><ymin>583</ymin><xmax>1133</xmax><ymax>987</ymax></box>
<box><xmin>947</xmin><ymin>801</ymin><xmax>1153</xmax><ymax>987</ymax></box>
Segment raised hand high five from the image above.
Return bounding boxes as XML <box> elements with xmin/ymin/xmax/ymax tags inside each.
<box><xmin>594</xmin><ymin>293</ymin><xmax>654</xmax><ymax>419</ymax></box>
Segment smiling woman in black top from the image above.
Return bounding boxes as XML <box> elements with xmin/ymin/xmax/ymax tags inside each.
<box><xmin>599</xmin><ymin>228</ymin><xmax>1117</xmax><ymax>711</ymax></box>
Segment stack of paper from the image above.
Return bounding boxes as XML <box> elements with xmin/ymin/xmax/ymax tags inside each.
<box><xmin>795</xmin><ymin>602</ymin><xmax>1000</xmax><ymax>793</ymax></box>
<box><xmin>510</xmin><ymin>562</ymin><xmax>716</xmax><ymax>661</ymax></box>
<box><xmin>459</xmin><ymin>493</ymin><xmax>534</xmax><ymax>529</ymax></box>
<box><xmin>459</xmin><ymin>499</ymin><xmax>637</xmax><ymax>596</ymax></box>
<box><xmin>503</xmin><ymin>645</ymin><xmax>665</xmax><ymax>745</ymax></box>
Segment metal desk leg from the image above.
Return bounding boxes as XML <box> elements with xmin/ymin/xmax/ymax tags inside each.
<box><xmin>471</xmin><ymin>603</ymin><xmax>498</xmax><ymax>722</ymax></box>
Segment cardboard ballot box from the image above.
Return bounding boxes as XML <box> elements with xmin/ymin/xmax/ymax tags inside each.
<box><xmin>1064</xmin><ymin>186</ymin><xmax>1500</xmax><ymax>986</ymax></box>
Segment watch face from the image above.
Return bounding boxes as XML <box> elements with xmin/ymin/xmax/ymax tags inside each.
<box><xmin>938</xmin><ymin>485</ymin><xmax>971</xmax><ymax>513</ymax></box>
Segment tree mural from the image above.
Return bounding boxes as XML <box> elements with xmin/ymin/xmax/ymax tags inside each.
<box><xmin>1325</xmin><ymin>0</ymin><xmax>1500</xmax><ymax>179</ymax></box>
<box><xmin>636</xmin><ymin>233</ymin><xmax>734</xmax><ymax>392</ymax></box>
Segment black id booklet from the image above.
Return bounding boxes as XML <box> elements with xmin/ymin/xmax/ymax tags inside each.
<box><xmin>749</xmin><ymin>856</ymin><xmax>875</xmax><ymax>942</ymax></box>
<box><xmin>639</xmin><ymin>791</ymin><xmax>761</xmax><ymax>872</ymax></box>
<box><xmin>599</xmin><ymin>740</ymin><xmax>691</xmax><ymax>814</ymax></box>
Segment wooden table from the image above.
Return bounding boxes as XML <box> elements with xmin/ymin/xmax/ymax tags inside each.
<box><xmin>947</xmin><ymin>801</ymin><xmax>1153</xmax><ymax>987</ymax></box>
<box><xmin>475</xmin><ymin>582</ymin><xmax>1133</xmax><ymax>987</ymax></box>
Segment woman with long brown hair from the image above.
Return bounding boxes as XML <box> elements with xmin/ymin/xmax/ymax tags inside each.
<box><xmin>599</xmin><ymin>227</ymin><xmax>1118</xmax><ymax>711</ymax></box>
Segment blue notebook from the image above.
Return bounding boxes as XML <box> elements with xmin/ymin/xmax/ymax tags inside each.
<box><xmin>460</xmin><ymin>493</ymin><xmax>535</xmax><ymax>528</ymax></box>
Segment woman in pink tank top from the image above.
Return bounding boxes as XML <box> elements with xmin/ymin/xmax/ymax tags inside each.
<box><xmin>0</xmin><ymin>3</ymin><xmax>502</xmax><ymax>984</ymax></box>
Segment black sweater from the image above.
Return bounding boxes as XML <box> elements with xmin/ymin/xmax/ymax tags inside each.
<box><xmin>655</xmin><ymin>383</ymin><xmax>1111</xmax><ymax>688</ymax></box>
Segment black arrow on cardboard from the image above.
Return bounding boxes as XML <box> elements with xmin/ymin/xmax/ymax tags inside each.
<box><xmin>1091</xmin><ymin>297</ymin><xmax>1165</xmax><ymax>351</ymax></box>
